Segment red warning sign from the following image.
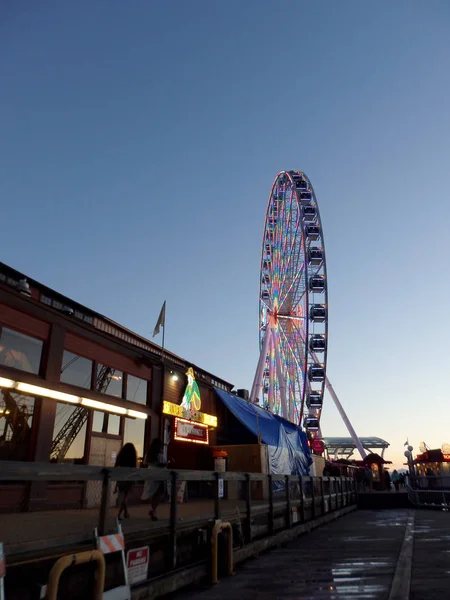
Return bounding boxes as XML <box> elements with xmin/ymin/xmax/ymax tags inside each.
<box><xmin>127</xmin><ymin>546</ymin><xmax>149</xmax><ymax>585</ymax></box>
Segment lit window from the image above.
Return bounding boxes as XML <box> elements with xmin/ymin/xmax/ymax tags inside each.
<box><xmin>0</xmin><ymin>388</ymin><xmax>35</xmax><ymax>461</ymax></box>
<box><xmin>51</xmin><ymin>402</ymin><xmax>87</xmax><ymax>463</ymax></box>
<box><xmin>0</xmin><ymin>326</ymin><xmax>43</xmax><ymax>374</ymax></box>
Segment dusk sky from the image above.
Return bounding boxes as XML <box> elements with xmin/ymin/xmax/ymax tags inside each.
<box><xmin>2</xmin><ymin>1</ymin><xmax>450</xmax><ymax>469</ymax></box>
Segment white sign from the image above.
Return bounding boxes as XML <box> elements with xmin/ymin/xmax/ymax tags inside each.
<box><xmin>218</xmin><ymin>478</ymin><xmax>224</xmax><ymax>499</ymax></box>
<box><xmin>127</xmin><ymin>546</ymin><xmax>149</xmax><ymax>585</ymax></box>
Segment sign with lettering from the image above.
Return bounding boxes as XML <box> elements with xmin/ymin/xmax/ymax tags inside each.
<box><xmin>163</xmin><ymin>400</ymin><xmax>217</xmax><ymax>428</ymax></box>
<box><xmin>127</xmin><ymin>546</ymin><xmax>149</xmax><ymax>585</ymax></box>
<box><xmin>174</xmin><ymin>418</ymin><xmax>209</xmax><ymax>444</ymax></box>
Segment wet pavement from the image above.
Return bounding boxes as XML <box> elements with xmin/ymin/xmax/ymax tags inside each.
<box><xmin>175</xmin><ymin>509</ymin><xmax>450</xmax><ymax>600</ymax></box>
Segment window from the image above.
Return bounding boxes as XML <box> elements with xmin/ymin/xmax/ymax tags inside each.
<box><xmin>123</xmin><ymin>417</ymin><xmax>145</xmax><ymax>463</ymax></box>
<box><xmin>51</xmin><ymin>403</ymin><xmax>87</xmax><ymax>463</ymax></box>
<box><xmin>93</xmin><ymin>411</ymin><xmax>106</xmax><ymax>433</ymax></box>
<box><xmin>96</xmin><ymin>365</ymin><xmax>123</xmax><ymax>397</ymax></box>
<box><xmin>0</xmin><ymin>387</ymin><xmax>35</xmax><ymax>461</ymax></box>
<box><xmin>107</xmin><ymin>414</ymin><xmax>120</xmax><ymax>436</ymax></box>
<box><xmin>92</xmin><ymin>411</ymin><xmax>120</xmax><ymax>435</ymax></box>
<box><xmin>0</xmin><ymin>326</ymin><xmax>43</xmax><ymax>374</ymax></box>
<box><xmin>126</xmin><ymin>375</ymin><xmax>147</xmax><ymax>405</ymax></box>
<box><xmin>61</xmin><ymin>351</ymin><xmax>92</xmax><ymax>389</ymax></box>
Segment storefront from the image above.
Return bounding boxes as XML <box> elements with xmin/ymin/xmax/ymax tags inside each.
<box><xmin>0</xmin><ymin>261</ymin><xmax>232</xmax><ymax>511</ymax></box>
<box><xmin>414</xmin><ymin>448</ymin><xmax>450</xmax><ymax>476</ymax></box>
<box><xmin>161</xmin><ymin>366</ymin><xmax>220</xmax><ymax>471</ymax></box>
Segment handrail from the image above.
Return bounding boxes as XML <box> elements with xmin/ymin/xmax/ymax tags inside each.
<box><xmin>45</xmin><ymin>550</ymin><xmax>105</xmax><ymax>600</ymax></box>
<box><xmin>0</xmin><ymin>461</ymin><xmax>356</xmax><ymax>484</ymax></box>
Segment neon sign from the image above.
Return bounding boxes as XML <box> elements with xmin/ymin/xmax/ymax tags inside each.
<box><xmin>162</xmin><ymin>401</ymin><xmax>217</xmax><ymax>427</ymax></box>
<box><xmin>181</xmin><ymin>367</ymin><xmax>201</xmax><ymax>414</ymax></box>
<box><xmin>174</xmin><ymin>417</ymin><xmax>209</xmax><ymax>444</ymax></box>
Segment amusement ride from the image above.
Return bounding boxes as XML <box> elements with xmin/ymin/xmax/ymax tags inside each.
<box><xmin>250</xmin><ymin>170</ymin><xmax>365</xmax><ymax>457</ymax></box>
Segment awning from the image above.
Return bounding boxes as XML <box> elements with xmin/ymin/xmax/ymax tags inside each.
<box><xmin>214</xmin><ymin>388</ymin><xmax>312</xmax><ymax>475</ymax></box>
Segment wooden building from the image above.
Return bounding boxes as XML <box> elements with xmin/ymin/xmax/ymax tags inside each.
<box><xmin>0</xmin><ymin>262</ymin><xmax>232</xmax><ymax>511</ymax></box>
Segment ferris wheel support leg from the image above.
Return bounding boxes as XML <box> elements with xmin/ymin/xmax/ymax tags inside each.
<box><xmin>268</xmin><ymin>334</ymin><xmax>275</xmax><ymax>411</ymax></box>
<box><xmin>273</xmin><ymin>332</ymin><xmax>288</xmax><ymax>419</ymax></box>
<box><xmin>250</xmin><ymin>327</ymin><xmax>272</xmax><ymax>405</ymax></box>
<box><xmin>324</xmin><ymin>377</ymin><xmax>367</xmax><ymax>460</ymax></box>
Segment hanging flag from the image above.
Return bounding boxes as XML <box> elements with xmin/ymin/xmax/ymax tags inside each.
<box><xmin>153</xmin><ymin>301</ymin><xmax>166</xmax><ymax>337</ymax></box>
<box><xmin>404</xmin><ymin>439</ymin><xmax>409</xmax><ymax>446</ymax></box>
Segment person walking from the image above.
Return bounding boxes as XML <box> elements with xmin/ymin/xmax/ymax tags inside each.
<box><xmin>384</xmin><ymin>469</ymin><xmax>391</xmax><ymax>491</ymax></box>
<box><xmin>115</xmin><ymin>442</ymin><xmax>137</xmax><ymax>519</ymax></box>
<box><xmin>363</xmin><ymin>466</ymin><xmax>373</xmax><ymax>491</ymax></box>
<box><xmin>392</xmin><ymin>469</ymin><xmax>400</xmax><ymax>493</ymax></box>
<box><xmin>141</xmin><ymin>438</ymin><xmax>167</xmax><ymax>521</ymax></box>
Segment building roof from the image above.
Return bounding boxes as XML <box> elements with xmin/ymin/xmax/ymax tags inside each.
<box><xmin>0</xmin><ymin>261</ymin><xmax>234</xmax><ymax>389</ymax></box>
<box><xmin>322</xmin><ymin>437</ymin><xmax>389</xmax><ymax>449</ymax></box>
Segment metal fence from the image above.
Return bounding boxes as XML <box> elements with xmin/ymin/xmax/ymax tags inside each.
<box><xmin>408</xmin><ymin>476</ymin><xmax>450</xmax><ymax>510</ymax></box>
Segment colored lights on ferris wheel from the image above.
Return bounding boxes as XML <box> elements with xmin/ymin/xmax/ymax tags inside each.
<box><xmin>251</xmin><ymin>170</ymin><xmax>328</xmax><ymax>430</ymax></box>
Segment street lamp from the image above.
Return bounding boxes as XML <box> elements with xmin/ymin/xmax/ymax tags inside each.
<box><xmin>404</xmin><ymin>445</ymin><xmax>415</xmax><ymax>482</ymax></box>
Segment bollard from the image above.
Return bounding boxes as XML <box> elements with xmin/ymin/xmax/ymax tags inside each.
<box><xmin>45</xmin><ymin>550</ymin><xmax>105</xmax><ymax>600</ymax></box>
<box><xmin>0</xmin><ymin>543</ymin><xmax>5</xmax><ymax>600</ymax></box>
<box><xmin>211</xmin><ymin>520</ymin><xmax>233</xmax><ymax>584</ymax></box>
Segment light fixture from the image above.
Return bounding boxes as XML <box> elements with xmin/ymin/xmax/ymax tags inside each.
<box><xmin>81</xmin><ymin>398</ymin><xmax>127</xmax><ymax>414</ymax></box>
<box><xmin>0</xmin><ymin>377</ymin><xmax>15</xmax><ymax>389</ymax></box>
<box><xmin>0</xmin><ymin>376</ymin><xmax>149</xmax><ymax>419</ymax></box>
<box><xmin>127</xmin><ymin>409</ymin><xmax>148</xmax><ymax>420</ymax></box>
<box><xmin>16</xmin><ymin>279</ymin><xmax>32</xmax><ymax>297</ymax></box>
<box><xmin>16</xmin><ymin>382</ymin><xmax>80</xmax><ymax>404</ymax></box>
<box><xmin>171</xmin><ymin>371</ymin><xmax>178</xmax><ymax>381</ymax></box>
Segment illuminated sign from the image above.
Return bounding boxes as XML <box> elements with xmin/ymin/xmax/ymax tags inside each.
<box><xmin>174</xmin><ymin>418</ymin><xmax>209</xmax><ymax>444</ymax></box>
<box><xmin>162</xmin><ymin>401</ymin><xmax>217</xmax><ymax>427</ymax></box>
<box><xmin>181</xmin><ymin>367</ymin><xmax>202</xmax><ymax>414</ymax></box>
<box><xmin>443</xmin><ymin>454</ymin><xmax>450</xmax><ymax>461</ymax></box>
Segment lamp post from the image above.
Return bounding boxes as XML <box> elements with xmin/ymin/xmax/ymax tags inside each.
<box><xmin>404</xmin><ymin>445</ymin><xmax>415</xmax><ymax>486</ymax></box>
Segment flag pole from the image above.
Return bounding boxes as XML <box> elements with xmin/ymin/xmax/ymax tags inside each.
<box><xmin>162</xmin><ymin>309</ymin><xmax>165</xmax><ymax>363</ymax></box>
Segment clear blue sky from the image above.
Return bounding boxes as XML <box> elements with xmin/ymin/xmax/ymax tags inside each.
<box><xmin>2</xmin><ymin>1</ymin><xmax>450</xmax><ymax>469</ymax></box>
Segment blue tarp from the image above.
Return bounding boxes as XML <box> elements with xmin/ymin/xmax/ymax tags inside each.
<box><xmin>214</xmin><ymin>388</ymin><xmax>312</xmax><ymax>477</ymax></box>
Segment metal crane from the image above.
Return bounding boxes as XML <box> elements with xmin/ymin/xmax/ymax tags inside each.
<box><xmin>0</xmin><ymin>389</ymin><xmax>32</xmax><ymax>460</ymax></box>
<box><xmin>50</xmin><ymin>365</ymin><xmax>115</xmax><ymax>462</ymax></box>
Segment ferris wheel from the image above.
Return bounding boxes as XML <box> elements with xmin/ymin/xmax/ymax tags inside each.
<box><xmin>250</xmin><ymin>170</ymin><xmax>328</xmax><ymax>436</ymax></box>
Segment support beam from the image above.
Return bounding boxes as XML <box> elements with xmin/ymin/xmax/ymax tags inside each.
<box><xmin>250</xmin><ymin>327</ymin><xmax>272</xmax><ymax>405</ymax></box>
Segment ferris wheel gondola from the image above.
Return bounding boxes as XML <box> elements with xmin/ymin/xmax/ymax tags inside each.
<box><xmin>250</xmin><ymin>170</ymin><xmax>328</xmax><ymax>435</ymax></box>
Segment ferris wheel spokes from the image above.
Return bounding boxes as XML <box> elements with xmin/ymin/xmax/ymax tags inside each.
<box><xmin>273</xmin><ymin>329</ymin><xmax>288</xmax><ymax>419</ymax></box>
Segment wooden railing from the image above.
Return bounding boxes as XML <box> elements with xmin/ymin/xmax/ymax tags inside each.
<box><xmin>0</xmin><ymin>461</ymin><xmax>357</xmax><ymax>565</ymax></box>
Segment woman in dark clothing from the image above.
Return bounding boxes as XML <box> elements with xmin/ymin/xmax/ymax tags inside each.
<box><xmin>142</xmin><ymin>438</ymin><xmax>166</xmax><ymax>521</ymax></box>
<box><xmin>115</xmin><ymin>442</ymin><xmax>137</xmax><ymax>519</ymax></box>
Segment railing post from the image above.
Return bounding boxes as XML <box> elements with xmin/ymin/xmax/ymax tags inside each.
<box><xmin>214</xmin><ymin>472</ymin><xmax>221</xmax><ymax>521</ymax></box>
<box><xmin>311</xmin><ymin>477</ymin><xmax>316</xmax><ymax>520</ymax></box>
<box><xmin>169</xmin><ymin>471</ymin><xmax>178</xmax><ymax>569</ymax></box>
<box><xmin>299</xmin><ymin>476</ymin><xmax>305</xmax><ymax>523</ymax></box>
<box><xmin>268</xmin><ymin>474</ymin><xmax>274</xmax><ymax>536</ymax></box>
<box><xmin>285</xmin><ymin>475</ymin><xmax>292</xmax><ymax>528</ymax></box>
<box><xmin>245</xmin><ymin>473</ymin><xmax>252</xmax><ymax>542</ymax></box>
<box><xmin>98</xmin><ymin>468</ymin><xmax>111</xmax><ymax>536</ymax></box>
<box><xmin>340</xmin><ymin>478</ymin><xmax>344</xmax><ymax>508</ymax></box>
<box><xmin>320</xmin><ymin>478</ymin><xmax>326</xmax><ymax>515</ymax></box>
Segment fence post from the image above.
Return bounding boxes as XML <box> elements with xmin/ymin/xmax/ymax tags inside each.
<box><xmin>311</xmin><ymin>477</ymin><xmax>316</xmax><ymax>520</ymax></box>
<box><xmin>299</xmin><ymin>477</ymin><xmax>305</xmax><ymax>523</ymax></box>
<box><xmin>98</xmin><ymin>468</ymin><xmax>111</xmax><ymax>536</ymax></box>
<box><xmin>169</xmin><ymin>471</ymin><xmax>178</xmax><ymax>570</ymax></box>
<box><xmin>320</xmin><ymin>478</ymin><xmax>326</xmax><ymax>515</ymax></box>
<box><xmin>340</xmin><ymin>478</ymin><xmax>344</xmax><ymax>508</ymax></box>
<box><xmin>285</xmin><ymin>475</ymin><xmax>292</xmax><ymax>528</ymax></box>
<box><xmin>245</xmin><ymin>474</ymin><xmax>252</xmax><ymax>542</ymax></box>
<box><xmin>268</xmin><ymin>474</ymin><xmax>274</xmax><ymax>536</ymax></box>
<box><xmin>214</xmin><ymin>472</ymin><xmax>221</xmax><ymax>521</ymax></box>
